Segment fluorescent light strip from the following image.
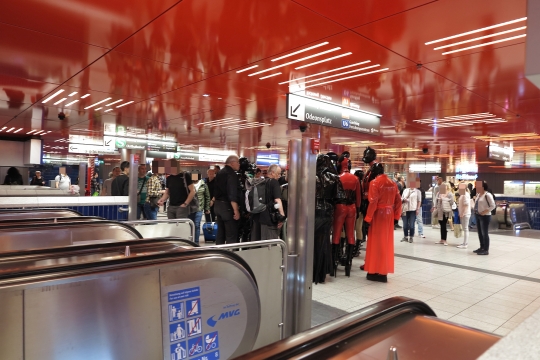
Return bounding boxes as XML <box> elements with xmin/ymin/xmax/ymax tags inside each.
<box><xmin>81</xmin><ymin>94</ymin><xmax>91</xmax><ymax>99</ymax></box>
<box><xmin>41</xmin><ymin>89</ymin><xmax>65</xmax><ymax>103</ymax></box>
<box><xmin>236</xmin><ymin>65</ymin><xmax>259</xmax><ymax>73</ymax></box>
<box><xmin>95</xmin><ymin>107</ymin><xmax>102</xmax><ymax>111</ymax></box>
<box><xmin>442</xmin><ymin>34</ymin><xmax>526</xmax><ymax>55</ymax></box>
<box><xmin>116</xmin><ymin>101</ymin><xmax>134</xmax><ymax>108</ymax></box>
<box><xmin>444</xmin><ymin>112</ymin><xmax>491</xmax><ymax>118</ymax></box>
<box><xmin>434</xmin><ymin>26</ymin><xmax>527</xmax><ymax>50</ymax></box>
<box><xmin>13</xmin><ymin>128</ymin><xmax>22</xmax><ymax>133</ymax></box>
<box><xmin>279</xmin><ymin>61</ymin><xmax>371</xmax><ymax>84</ymax></box>
<box><xmin>206</xmin><ymin>121</ymin><xmax>246</xmax><ymax>127</ymax></box>
<box><xmin>6</xmin><ymin>127</ymin><xmax>15</xmax><ymax>133</ymax></box>
<box><xmin>259</xmin><ymin>72</ymin><xmax>282</xmax><ymax>80</ymax></box>
<box><xmin>304</xmin><ymin>68</ymin><xmax>389</xmax><ymax>89</ymax></box>
<box><xmin>68</xmin><ymin>92</ymin><xmax>78</xmax><ymax>96</ymax></box>
<box><xmin>248</xmin><ymin>47</ymin><xmax>341</xmax><ymax>76</ymax></box>
<box><xmin>203</xmin><ymin>119</ymin><xmax>244</xmax><ymax>126</ymax></box>
<box><xmin>104</xmin><ymin>109</ymin><xmax>113</xmax><ymax>113</ymax></box>
<box><xmin>226</xmin><ymin>123</ymin><xmax>265</xmax><ymax>129</ymax></box>
<box><xmin>106</xmin><ymin>99</ymin><xmax>123</xmax><ymax>106</ymax></box>
<box><xmin>26</xmin><ymin>130</ymin><xmax>36</xmax><ymax>134</ymax></box>
<box><xmin>53</xmin><ymin>98</ymin><xmax>67</xmax><ymax>105</ymax></box>
<box><xmin>35</xmin><ymin>130</ymin><xmax>45</xmax><ymax>135</ymax></box>
<box><xmin>271</xmin><ymin>42</ymin><xmax>329</xmax><ymax>62</ymax></box>
<box><xmin>425</xmin><ymin>17</ymin><xmax>527</xmax><ymax>45</ymax></box>
<box><xmin>202</xmin><ymin>118</ymin><xmax>235</xmax><ymax>125</ymax></box>
<box><xmin>65</xmin><ymin>100</ymin><xmax>79</xmax><ymax>106</ymax></box>
<box><xmin>294</xmin><ymin>52</ymin><xmax>352</xmax><ymax>70</ymax></box>
<box><xmin>443</xmin><ymin>113</ymin><xmax>494</xmax><ymax>120</ymax></box>
<box><xmin>303</xmin><ymin>64</ymin><xmax>380</xmax><ymax>84</ymax></box>
<box><xmin>84</xmin><ymin>97</ymin><xmax>112</xmax><ymax>109</ymax></box>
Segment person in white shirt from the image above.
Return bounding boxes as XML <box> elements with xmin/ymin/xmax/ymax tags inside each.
<box><xmin>431</xmin><ymin>176</ymin><xmax>443</xmax><ymax>228</ymax></box>
<box><xmin>401</xmin><ymin>183</ymin><xmax>421</xmax><ymax>243</ymax></box>
<box><xmin>457</xmin><ymin>184</ymin><xmax>472</xmax><ymax>249</ymax></box>
<box><xmin>433</xmin><ymin>183</ymin><xmax>454</xmax><ymax>246</ymax></box>
<box><xmin>55</xmin><ymin>167</ymin><xmax>71</xmax><ymax>190</ymax></box>
<box><xmin>473</xmin><ymin>181</ymin><xmax>496</xmax><ymax>255</ymax></box>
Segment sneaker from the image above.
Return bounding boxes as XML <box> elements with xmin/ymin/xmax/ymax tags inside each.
<box><xmin>473</xmin><ymin>248</ymin><xmax>483</xmax><ymax>253</ymax></box>
<box><xmin>433</xmin><ymin>225</ymin><xmax>440</xmax><ymax>229</ymax></box>
<box><xmin>457</xmin><ymin>244</ymin><xmax>468</xmax><ymax>249</ymax></box>
<box><xmin>408</xmin><ymin>237</ymin><xmax>413</xmax><ymax>243</ymax></box>
<box><xmin>419</xmin><ymin>234</ymin><xmax>426</xmax><ymax>238</ymax></box>
<box><xmin>435</xmin><ymin>240</ymin><xmax>445</xmax><ymax>244</ymax></box>
<box><xmin>396</xmin><ymin>224</ymin><xmax>402</xmax><ymax>229</ymax></box>
<box><xmin>443</xmin><ymin>242</ymin><xmax>448</xmax><ymax>246</ymax></box>
<box><xmin>401</xmin><ymin>237</ymin><xmax>408</xmax><ymax>242</ymax></box>
<box><xmin>477</xmin><ymin>250</ymin><xmax>489</xmax><ymax>255</ymax></box>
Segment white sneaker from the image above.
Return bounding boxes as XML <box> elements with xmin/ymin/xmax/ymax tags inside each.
<box><xmin>419</xmin><ymin>234</ymin><xmax>425</xmax><ymax>238</ymax></box>
<box><xmin>433</xmin><ymin>225</ymin><xmax>440</xmax><ymax>229</ymax></box>
<box><xmin>457</xmin><ymin>244</ymin><xmax>468</xmax><ymax>249</ymax></box>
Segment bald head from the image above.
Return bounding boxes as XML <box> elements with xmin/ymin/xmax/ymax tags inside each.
<box><xmin>225</xmin><ymin>155</ymin><xmax>240</xmax><ymax>171</ymax></box>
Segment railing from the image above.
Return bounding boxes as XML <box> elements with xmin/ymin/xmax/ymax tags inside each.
<box><xmin>124</xmin><ymin>218</ymin><xmax>195</xmax><ymax>241</ymax></box>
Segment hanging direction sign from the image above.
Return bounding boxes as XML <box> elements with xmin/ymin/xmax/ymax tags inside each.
<box><xmin>286</xmin><ymin>93</ymin><xmax>381</xmax><ymax>135</ymax></box>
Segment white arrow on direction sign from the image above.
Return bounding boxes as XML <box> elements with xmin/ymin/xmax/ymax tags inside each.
<box><xmin>103</xmin><ymin>136</ymin><xmax>116</xmax><ymax>150</ymax></box>
<box><xmin>286</xmin><ymin>93</ymin><xmax>305</xmax><ymax>121</ymax></box>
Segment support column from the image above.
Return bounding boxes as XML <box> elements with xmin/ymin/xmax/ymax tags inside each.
<box><xmin>124</xmin><ymin>150</ymin><xmax>143</xmax><ymax>221</ymax></box>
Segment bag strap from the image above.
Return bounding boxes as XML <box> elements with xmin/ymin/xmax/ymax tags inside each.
<box><xmin>138</xmin><ymin>176</ymin><xmax>147</xmax><ymax>195</ymax></box>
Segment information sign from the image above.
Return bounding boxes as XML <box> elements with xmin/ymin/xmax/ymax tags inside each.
<box><xmin>286</xmin><ymin>93</ymin><xmax>380</xmax><ymax>135</ymax></box>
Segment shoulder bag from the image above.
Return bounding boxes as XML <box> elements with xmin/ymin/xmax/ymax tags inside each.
<box><xmin>182</xmin><ymin>173</ymin><xmax>200</xmax><ymax>213</ymax></box>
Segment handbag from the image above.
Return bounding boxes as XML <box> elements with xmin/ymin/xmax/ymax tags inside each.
<box><xmin>182</xmin><ymin>173</ymin><xmax>200</xmax><ymax>214</ymax></box>
<box><xmin>149</xmin><ymin>196</ymin><xmax>160</xmax><ymax>209</ymax></box>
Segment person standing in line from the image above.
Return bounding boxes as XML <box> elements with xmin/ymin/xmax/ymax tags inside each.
<box><xmin>136</xmin><ymin>165</ymin><xmax>149</xmax><ymax>219</ymax></box>
<box><xmin>111</xmin><ymin>161</ymin><xmax>130</xmax><ymax>196</ymax></box>
<box><xmin>212</xmin><ymin>156</ymin><xmax>241</xmax><ymax>244</ymax></box>
<box><xmin>90</xmin><ymin>172</ymin><xmax>101</xmax><ymax>195</ymax></box>
<box><xmin>433</xmin><ymin>183</ymin><xmax>454</xmax><ymax>246</ymax></box>
<box><xmin>189</xmin><ymin>175</ymin><xmax>211</xmax><ymax>244</ymax></box>
<box><xmin>473</xmin><ymin>181</ymin><xmax>496</xmax><ymax>255</ymax></box>
<box><xmin>3</xmin><ymin>167</ymin><xmax>24</xmax><ymax>185</ymax></box>
<box><xmin>457</xmin><ymin>185</ymin><xmax>472</xmax><ymax>249</ymax></box>
<box><xmin>393</xmin><ymin>172</ymin><xmax>403</xmax><ymax>230</ymax></box>
<box><xmin>144</xmin><ymin>171</ymin><xmax>162</xmax><ymax>220</ymax></box>
<box><xmin>254</xmin><ymin>168</ymin><xmax>262</xmax><ymax>179</ymax></box>
<box><xmin>400</xmin><ymin>183</ymin><xmax>421</xmax><ymax>243</ymax></box>
<box><xmin>468</xmin><ymin>182</ymin><xmax>477</xmax><ymax>229</ymax></box>
<box><xmin>255</xmin><ymin>164</ymin><xmax>285</xmax><ymax>240</ymax></box>
<box><xmin>214</xmin><ymin>165</ymin><xmax>221</xmax><ymax>173</ymax></box>
<box><xmin>416</xmin><ymin>180</ymin><xmax>426</xmax><ymax>238</ymax></box>
<box><xmin>55</xmin><ymin>167</ymin><xmax>71</xmax><ymax>190</ymax></box>
<box><xmin>431</xmin><ymin>176</ymin><xmax>443</xmax><ymax>228</ymax></box>
<box><xmin>158</xmin><ymin>169</ymin><xmax>197</xmax><ymax>219</ymax></box>
<box><xmin>30</xmin><ymin>170</ymin><xmax>45</xmax><ymax>186</ymax></box>
<box><xmin>205</xmin><ymin>169</ymin><xmax>216</xmax><ymax>223</ymax></box>
<box><xmin>101</xmin><ymin>167</ymin><xmax>121</xmax><ymax>196</ymax></box>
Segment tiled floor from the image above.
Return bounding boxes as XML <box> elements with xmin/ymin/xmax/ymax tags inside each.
<box><xmin>313</xmin><ymin>225</ymin><xmax>540</xmax><ymax>336</ymax></box>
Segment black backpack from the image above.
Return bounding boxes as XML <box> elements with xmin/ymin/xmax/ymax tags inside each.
<box><xmin>485</xmin><ymin>192</ymin><xmax>497</xmax><ymax>215</ymax></box>
<box><xmin>245</xmin><ymin>178</ymin><xmax>268</xmax><ymax>214</ymax></box>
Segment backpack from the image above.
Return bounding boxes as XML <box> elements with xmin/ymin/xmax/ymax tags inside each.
<box><xmin>245</xmin><ymin>178</ymin><xmax>268</xmax><ymax>214</ymax></box>
<box><xmin>485</xmin><ymin>192</ymin><xmax>497</xmax><ymax>215</ymax></box>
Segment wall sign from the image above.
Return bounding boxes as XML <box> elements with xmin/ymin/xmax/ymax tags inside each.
<box><xmin>286</xmin><ymin>93</ymin><xmax>381</xmax><ymax>135</ymax></box>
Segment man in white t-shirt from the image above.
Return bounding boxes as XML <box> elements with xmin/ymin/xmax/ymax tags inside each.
<box><xmin>401</xmin><ymin>183</ymin><xmax>421</xmax><ymax>243</ymax></box>
<box><xmin>55</xmin><ymin>167</ymin><xmax>71</xmax><ymax>190</ymax></box>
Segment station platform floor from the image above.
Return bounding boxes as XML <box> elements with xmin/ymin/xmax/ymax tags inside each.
<box><xmin>313</xmin><ymin>225</ymin><xmax>540</xmax><ymax>337</ymax></box>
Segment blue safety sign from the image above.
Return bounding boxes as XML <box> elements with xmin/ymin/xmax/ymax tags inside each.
<box><xmin>188</xmin><ymin>336</ymin><xmax>204</xmax><ymax>357</ymax></box>
<box><xmin>169</xmin><ymin>287</ymin><xmax>201</xmax><ymax>302</ymax></box>
<box><xmin>187</xmin><ymin>298</ymin><xmax>201</xmax><ymax>317</ymax></box>
<box><xmin>169</xmin><ymin>302</ymin><xmax>185</xmax><ymax>322</ymax></box>
<box><xmin>170</xmin><ymin>342</ymin><xmax>187</xmax><ymax>360</ymax></box>
<box><xmin>169</xmin><ymin>322</ymin><xmax>186</xmax><ymax>342</ymax></box>
<box><xmin>190</xmin><ymin>351</ymin><xmax>220</xmax><ymax>360</ymax></box>
<box><xmin>205</xmin><ymin>332</ymin><xmax>219</xmax><ymax>351</ymax></box>
<box><xmin>187</xmin><ymin>317</ymin><xmax>202</xmax><ymax>337</ymax></box>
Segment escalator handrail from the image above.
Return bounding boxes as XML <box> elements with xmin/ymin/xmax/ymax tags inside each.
<box><xmin>0</xmin><ymin>219</ymin><xmax>144</xmax><ymax>239</ymax></box>
<box><xmin>0</xmin><ymin>237</ymin><xmax>199</xmax><ymax>261</ymax></box>
<box><xmin>0</xmin><ymin>216</ymin><xmax>104</xmax><ymax>226</ymax></box>
<box><xmin>233</xmin><ymin>296</ymin><xmax>435</xmax><ymax>360</ymax></box>
<box><xmin>0</xmin><ymin>246</ymin><xmax>258</xmax><ymax>289</ymax></box>
<box><xmin>0</xmin><ymin>208</ymin><xmax>82</xmax><ymax>215</ymax></box>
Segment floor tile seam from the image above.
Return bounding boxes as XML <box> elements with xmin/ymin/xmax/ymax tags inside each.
<box><xmin>395</xmin><ymin>254</ymin><xmax>540</xmax><ymax>284</ymax></box>
<box><xmin>497</xmin><ymin>293</ymin><xmax>540</xmax><ymax>329</ymax></box>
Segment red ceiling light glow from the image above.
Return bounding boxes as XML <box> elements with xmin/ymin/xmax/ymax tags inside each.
<box><xmin>68</xmin><ymin>92</ymin><xmax>78</xmax><ymax>96</ymax></box>
<box><xmin>5</xmin><ymin>127</ymin><xmax>15</xmax><ymax>133</ymax></box>
<box><xmin>302</xmin><ymin>64</ymin><xmax>381</xmax><ymax>85</ymax></box>
<box><xmin>414</xmin><ymin>113</ymin><xmax>506</xmax><ymax>128</ymax></box>
<box><xmin>13</xmin><ymin>128</ymin><xmax>22</xmax><ymax>133</ymax></box>
<box><xmin>441</xmin><ymin>34</ymin><xmax>526</xmax><ymax>55</ymax></box>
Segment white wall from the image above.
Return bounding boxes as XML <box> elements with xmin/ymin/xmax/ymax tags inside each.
<box><xmin>0</xmin><ymin>140</ymin><xmax>24</xmax><ymax>166</ymax></box>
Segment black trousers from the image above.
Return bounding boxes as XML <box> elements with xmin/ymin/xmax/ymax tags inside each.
<box><xmin>439</xmin><ymin>214</ymin><xmax>449</xmax><ymax>240</ymax></box>
<box><xmin>477</xmin><ymin>214</ymin><xmax>491</xmax><ymax>251</ymax></box>
<box><xmin>205</xmin><ymin>206</ymin><xmax>216</xmax><ymax>223</ymax></box>
<box><xmin>216</xmin><ymin>215</ymin><xmax>239</xmax><ymax>245</ymax></box>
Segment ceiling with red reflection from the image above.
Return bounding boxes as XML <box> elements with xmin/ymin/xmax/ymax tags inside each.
<box><xmin>0</xmin><ymin>0</ymin><xmax>538</xmax><ymax>173</ymax></box>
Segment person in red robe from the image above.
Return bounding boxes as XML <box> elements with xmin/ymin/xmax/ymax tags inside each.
<box><xmin>363</xmin><ymin>172</ymin><xmax>402</xmax><ymax>282</ymax></box>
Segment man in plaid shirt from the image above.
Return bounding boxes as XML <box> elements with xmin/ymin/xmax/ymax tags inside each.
<box><xmin>145</xmin><ymin>172</ymin><xmax>163</xmax><ymax>220</ymax></box>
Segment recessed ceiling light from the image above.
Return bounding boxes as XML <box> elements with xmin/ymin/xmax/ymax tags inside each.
<box><xmin>46</xmin><ymin>131</ymin><xmax>52</xmax><ymax>133</ymax></box>
<box><xmin>425</xmin><ymin>17</ymin><xmax>527</xmax><ymax>45</ymax></box>
<box><xmin>106</xmin><ymin>99</ymin><xmax>123</xmax><ymax>106</ymax></box>
<box><xmin>5</xmin><ymin>127</ymin><xmax>15</xmax><ymax>133</ymax></box>
<box><xmin>279</xmin><ymin>61</ymin><xmax>371</xmax><ymax>85</ymax></box>
<box><xmin>80</xmin><ymin>94</ymin><xmax>91</xmax><ymax>98</ymax></box>
<box><xmin>13</xmin><ymin>128</ymin><xmax>22</xmax><ymax>133</ymax></box>
<box><xmin>302</xmin><ymin>64</ymin><xmax>381</xmax><ymax>84</ymax></box>
<box><xmin>104</xmin><ymin>109</ymin><xmax>113</xmax><ymax>113</ymax></box>
<box><xmin>294</xmin><ymin>52</ymin><xmax>352</xmax><ymax>70</ymax></box>
<box><xmin>84</xmin><ymin>97</ymin><xmax>112</xmax><ymax>109</ymax></box>
<box><xmin>248</xmin><ymin>47</ymin><xmax>342</xmax><ymax>76</ymax></box>
<box><xmin>441</xmin><ymin>34</ymin><xmax>526</xmax><ymax>55</ymax></box>
<box><xmin>95</xmin><ymin>107</ymin><xmax>102</xmax><ymax>110</ymax></box>
<box><xmin>236</xmin><ymin>65</ymin><xmax>259</xmax><ymax>73</ymax></box>
<box><xmin>68</xmin><ymin>92</ymin><xmax>78</xmax><ymax>96</ymax></box>
<box><xmin>116</xmin><ymin>101</ymin><xmax>134</xmax><ymax>108</ymax></box>
<box><xmin>304</xmin><ymin>68</ymin><xmax>389</xmax><ymax>89</ymax></box>
<box><xmin>218</xmin><ymin>97</ymin><xmax>222</xmax><ymax>100</ymax></box>
<box><xmin>203</xmin><ymin>94</ymin><xmax>210</xmax><ymax>97</ymax></box>
<box><xmin>53</xmin><ymin>98</ymin><xmax>67</xmax><ymax>105</ymax></box>
<box><xmin>259</xmin><ymin>72</ymin><xmax>282</xmax><ymax>80</ymax></box>
<box><xmin>41</xmin><ymin>89</ymin><xmax>65</xmax><ymax>103</ymax></box>
<box><xmin>434</xmin><ymin>26</ymin><xmax>527</xmax><ymax>50</ymax></box>
<box><xmin>65</xmin><ymin>100</ymin><xmax>79</xmax><ymax>106</ymax></box>
<box><xmin>271</xmin><ymin>42</ymin><xmax>329</xmax><ymax>62</ymax></box>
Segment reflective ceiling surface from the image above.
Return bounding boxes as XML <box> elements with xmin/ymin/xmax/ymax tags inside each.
<box><xmin>0</xmin><ymin>0</ymin><xmax>537</xmax><ymax>172</ymax></box>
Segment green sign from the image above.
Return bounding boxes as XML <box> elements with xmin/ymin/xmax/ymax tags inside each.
<box><xmin>116</xmin><ymin>139</ymin><xmax>127</xmax><ymax>148</ymax></box>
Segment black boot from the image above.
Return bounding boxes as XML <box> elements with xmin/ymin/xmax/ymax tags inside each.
<box><xmin>345</xmin><ymin>244</ymin><xmax>354</xmax><ymax>277</ymax></box>
<box><xmin>331</xmin><ymin>244</ymin><xmax>340</xmax><ymax>277</ymax></box>
<box><xmin>353</xmin><ymin>239</ymin><xmax>361</xmax><ymax>257</ymax></box>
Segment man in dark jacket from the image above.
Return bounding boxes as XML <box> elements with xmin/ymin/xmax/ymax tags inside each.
<box><xmin>111</xmin><ymin>161</ymin><xmax>130</xmax><ymax>196</ymax></box>
<box><xmin>30</xmin><ymin>171</ymin><xmax>46</xmax><ymax>186</ymax></box>
<box><xmin>205</xmin><ymin>168</ymin><xmax>216</xmax><ymax>222</ymax></box>
<box><xmin>212</xmin><ymin>156</ymin><xmax>241</xmax><ymax>244</ymax></box>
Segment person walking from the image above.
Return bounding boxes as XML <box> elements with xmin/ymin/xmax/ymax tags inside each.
<box><xmin>433</xmin><ymin>183</ymin><xmax>454</xmax><ymax>246</ymax></box>
<box><xmin>189</xmin><ymin>175</ymin><xmax>211</xmax><ymax>244</ymax></box>
<box><xmin>473</xmin><ymin>181</ymin><xmax>496</xmax><ymax>255</ymax></box>
<box><xmin>400</xmin><ymin>184</ymin><xmax>421</xmax><ymax>243</ymax></box>
<box><xmin>212</xmin><ymin>155</ymin><xmax>242</xmax><ymax>244</ymax></box>
<box><xmin>457</xmin><ymin>185</ymin><xmax>472</xmax><ymax>249</ymax></box>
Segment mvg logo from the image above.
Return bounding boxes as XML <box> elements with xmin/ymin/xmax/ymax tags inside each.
<box><xmin>342</xmin><ymin>119</ymin><xmax>350</xmax><ymax>128</ymax></box>
<box><xmin>206</xmin><ymin>309</ymin><xmax>240</xmax><ymax>327</ymax></box>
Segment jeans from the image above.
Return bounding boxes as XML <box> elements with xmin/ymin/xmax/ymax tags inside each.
<box><xmin>470</xmin><ymin>212</ymin><xmax>477</xmax><ymax>227</ymax></box>
<box><xmin>188</xmin><ymin>211</ymin><xmax>203</xmax><ymax>244</ymax></box>
<box><xmin>403</xmin><ymin>211</ymin><xmax>417</xmax><ymax>237</ymax></box>
<box><xmin>261</xmin><ymin>224</ymin><xmax>280</xmax><ymax>240</ymax></box>
<box><xmin>439</xmin><ymin>213</ymin><xmax>449</xmax><ymax>240</ymax></box>
<box><xmin>416</xmin><ymin>207</ymin><xmax>424</xmax><ymax>235</ymax></box>
<box><xmin>461</xmin><ymin>214</ymin><xmax>471</xmax><ymax>245</ymax></box>
<box><xmin>477</xmin><ymin>214</ymin><xmax>491</xmax><ymax>251</ymax></box>
<box><xmin>136</xmin><ymin>204</ymin><xmax>147</xmax><ymax>220</ymax></box>
<box><xmin>144</xmin><ymin>203</ymin><xmax>158</xmax><ymax>220</ymax></box>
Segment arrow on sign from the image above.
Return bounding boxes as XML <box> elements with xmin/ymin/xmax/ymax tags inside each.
<box><xmin>105</xmin><ymin>139</ymin><xmax>112</xmax><ymax>146</ymax></box>
<box><xmin>290</xmin><ymin>103</ymin><xmax>300</xmax><ymax>118</ymax></box>
<box><xmin>69</xmin><ymin>145</ymin><xmax>77</xmax><ymax>151</ymax></box>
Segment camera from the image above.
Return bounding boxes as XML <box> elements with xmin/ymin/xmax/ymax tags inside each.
<box><xmin>266</xmin><ymin>142</ymin><xmax>271</xmax><ymax>149</ymax></box>
<box><xmin>422</xmin><ymin>147</ymin><xmax>428</xmax><ymax>154</ymax></box>
<box><xmin>58</xmin><ymin>112</ymin><xmax>66</xmax><ymax>120</ymax></box>
<box><xmin>299</xmin><ymin>124</ymin><xmax>307</xmax><ymax>133</ymax></box>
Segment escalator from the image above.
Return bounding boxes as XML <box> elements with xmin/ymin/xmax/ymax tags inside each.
<box><xmin>0</xmin><ymin>208</ymin><xmax>82</xmax><ymax>220</ymax></box>
<box><xmin>235</xmin><ymin>297</ymin><xmax>499</xmax><ymax>360</ymax></box>
<box><xmin>0</xmin><ymin>244</ymin><xmax>260</xmax><ymax>360</ymax></box>
<box><xmin>0</xmin><ymin>215</ymin><xmax>104</xmax><ymax>227</ymax></box>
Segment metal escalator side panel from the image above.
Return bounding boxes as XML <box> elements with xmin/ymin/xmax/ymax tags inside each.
<box><xmin>0</xmin><ymin>216</ymin><xmax>104</xmax><ymax>227</ymax></box>
<box><xmin>0</xmin><ymin>208</ymin><xmax>82</xmax><ymax>220</ymax></box>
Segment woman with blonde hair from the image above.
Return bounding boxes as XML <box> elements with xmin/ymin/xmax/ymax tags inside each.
<box><xmin>457</xmin><ymin>185</ymin><xmax>473</xmax><ymax>249</ymax></box>
<box><xmin>432</xmin><ymin>183</ymin><xmax>454</xmax><ymax>246</ymax></box>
